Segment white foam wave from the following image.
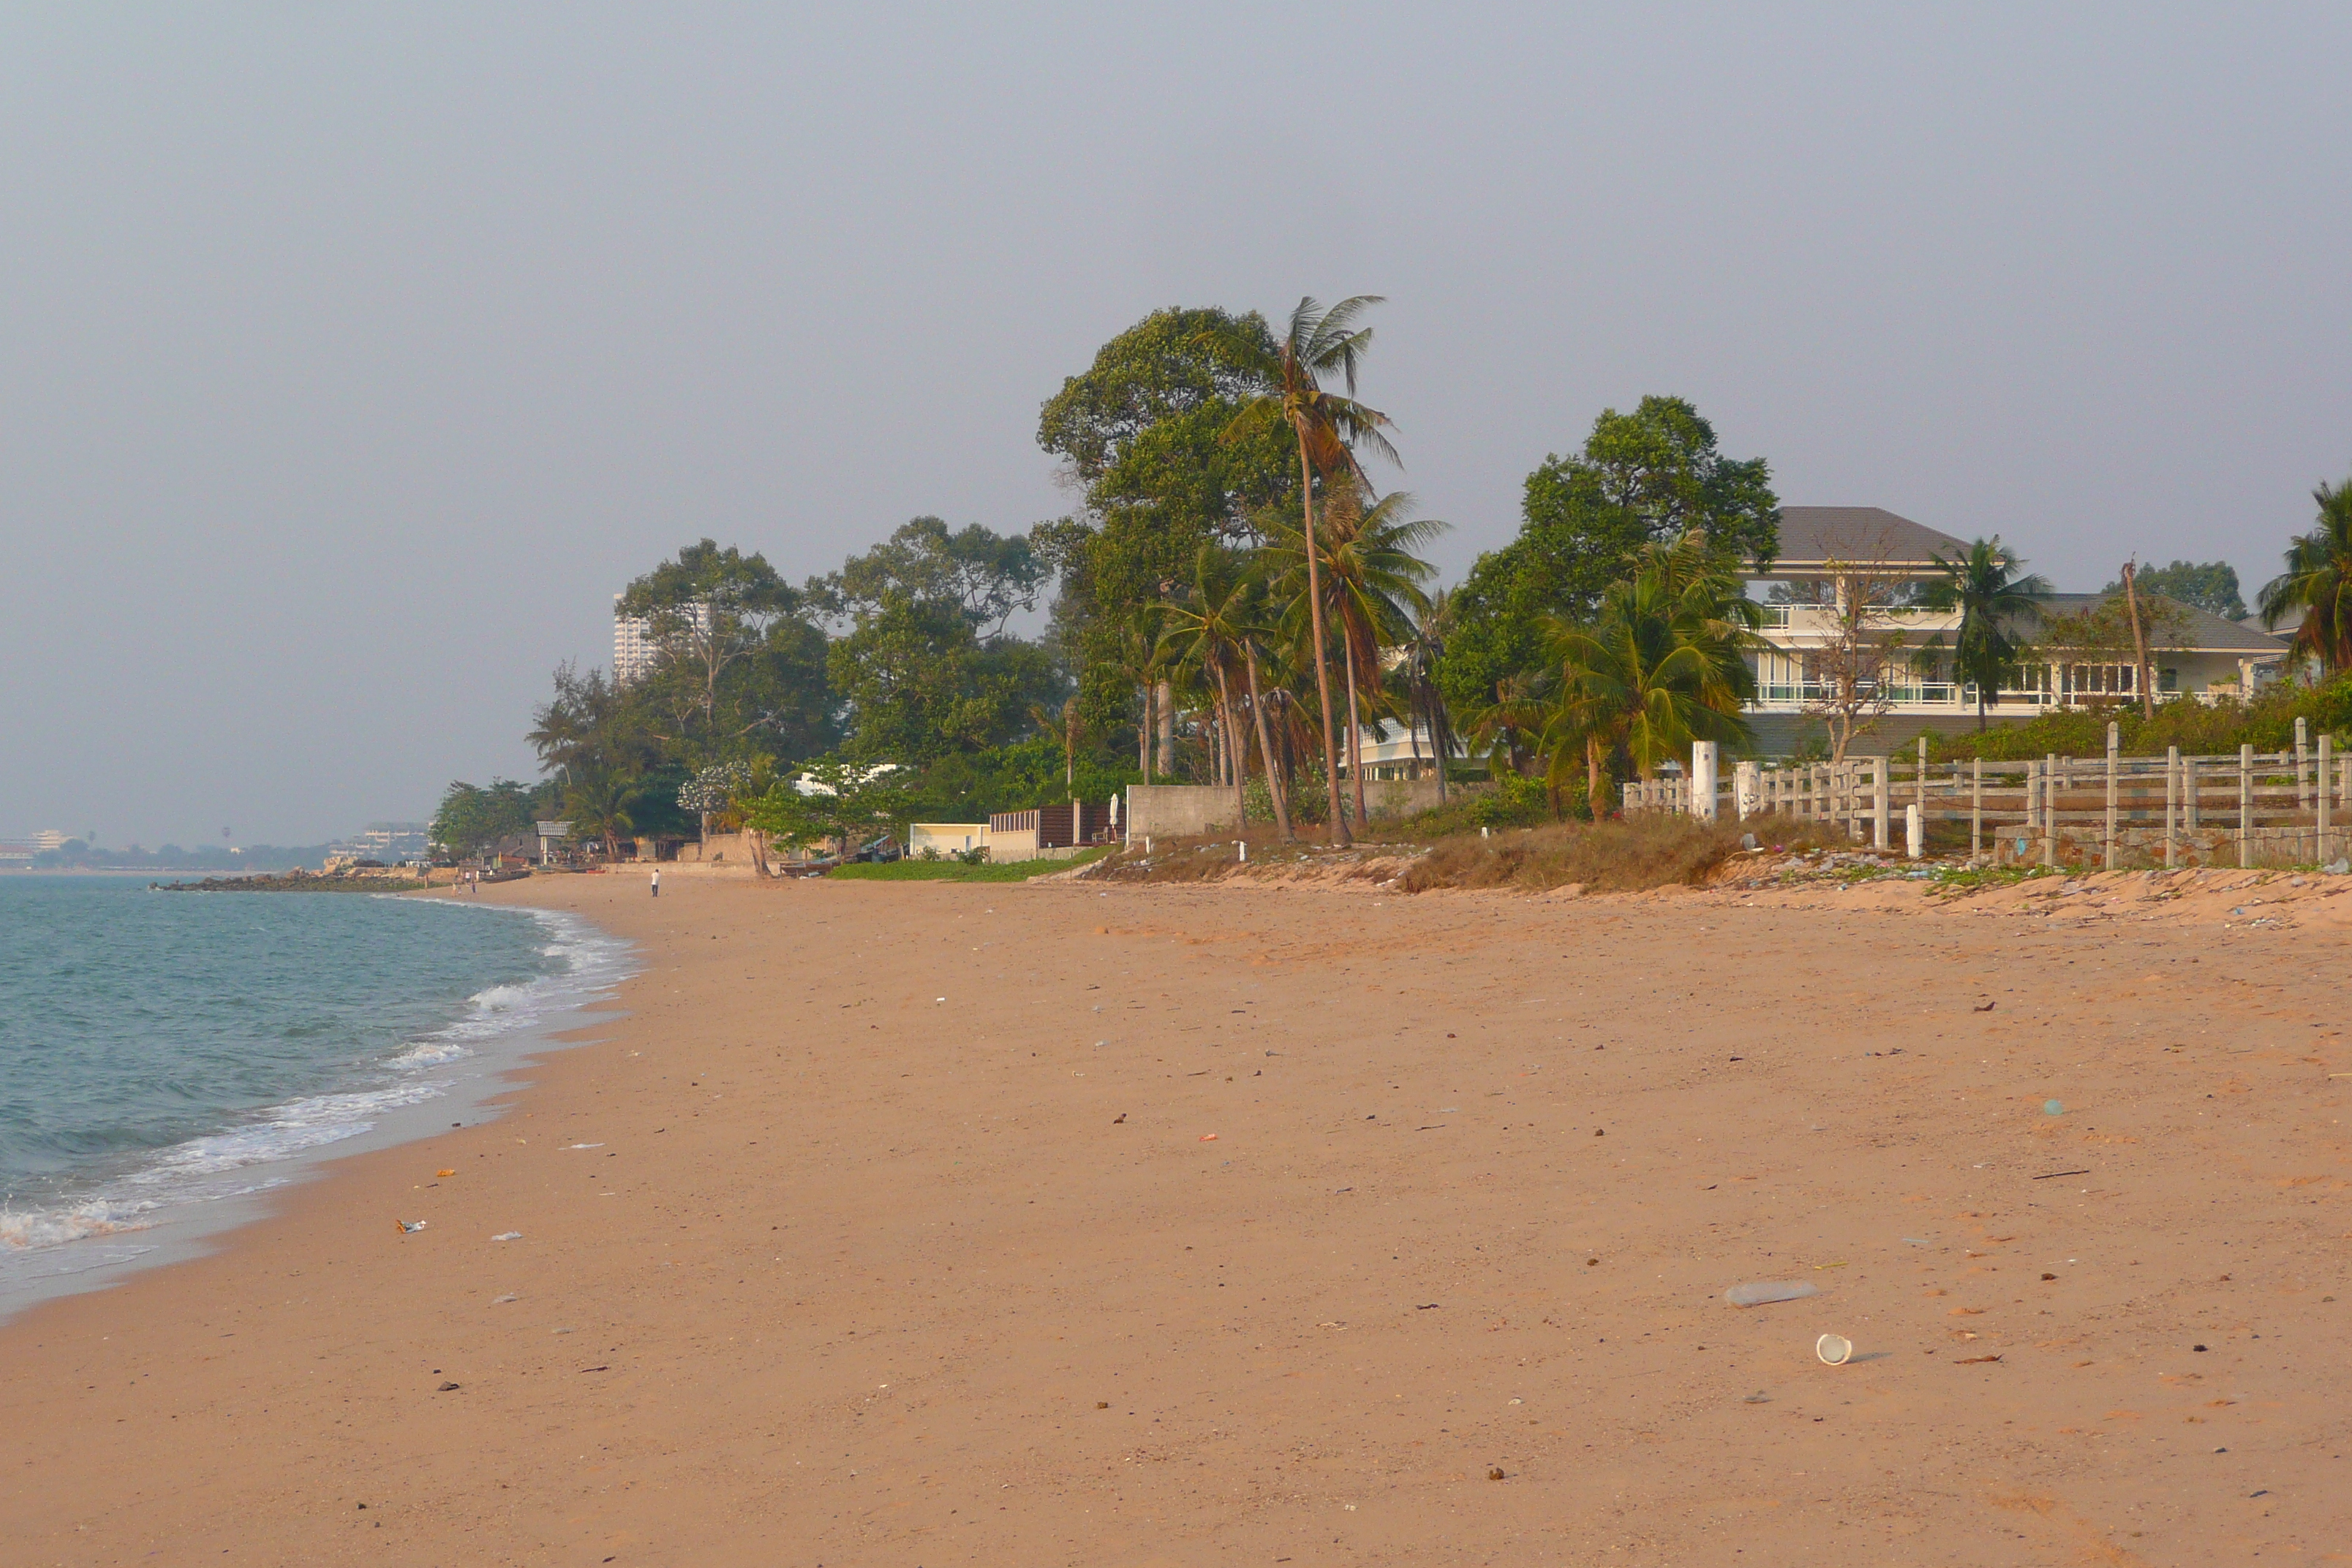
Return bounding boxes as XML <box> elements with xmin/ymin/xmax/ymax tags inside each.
<box><xmin>1</xmin><ymin>902</ymin><xmax>636</xmax><ymax>1267</ymax></box>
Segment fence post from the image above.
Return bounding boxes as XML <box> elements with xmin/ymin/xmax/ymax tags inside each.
<box><xmin>2296</xmin><ymin>717</ymin><xmax>2310</xmax><ymax>813</ymax></box>
<box><xmin>2184</xmin><ymin>753</ymin><xmax>2199</xmax><ymax>834</ymax></box>
<box><xmin>2321</xmin><ymin>734</ymin><xmax>2334</xmax><ymax>864</ymax></box>
<box><xmin>2166</xmin><ymin>745</ymin><xmax>2180</xmax><ymax>869</ymax></box>
<box><xmin>2041</xmin><ymin>758</ymin><xmax>2057</xmax><ymax>867</ymax></box>
<box><xmin>1917</xmin><ymin>735</ymin><xmax>1929</xmax><ymax>821</ymax></box>
<box><xmin>1872</xmin><ymin>755</ymin><xmax>1890</xmax><ymax>851</ymax></box>
<box><xmin>2239</xmin><ymin>743</ymin><xmax>2255</xmax><ymax>869</ymax></box>
<box><xmin>1971</xmin><ymin>757</ymin><xmax>1983</xmax><ymax>860</ymax></box>
<box><xmin>1905</xmin><ymin>802</ymin><xmax>1923</xmax><ymax>859</ymax></box>
<box><xmin>2105</xmin><ymin>723</ymin><xmax>2119</xmax><ymax>871</ymax></box>
<box><xmin>1691</xmin><ymin>741</ymin><xmax>1719</xmax><ymax>822</ymax></box>
<box><xmin>1734</xmin><ymin>759</ymin><xmax>1760</xmax><ymax>821</ymax></box>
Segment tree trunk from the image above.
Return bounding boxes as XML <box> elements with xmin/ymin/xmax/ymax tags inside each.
<box><xmin>1213</xmin><ymin>660</ymin><xmax>1248</xmax><ymax>831</ymax></box>
<box><xmin>1139</xmin><ymin>682</ymin><xmax>1152</xmax><ymax>780</ymax></box>
<box><xmin>1297</xmin><ymin>429</ymin><xmax>1351</xmax><ymax>845</ymax></box>
<box><xmin>1157</xmin><ymin>679</ymin><xmax>1176</xmax><ymax>783</ymax></box>
<box><xmin>2122</xmin><ymin>561</ymin><xmax>2155</xmax><ymax>720</ymax></box>
<box><xmin>1586</xmin><ymin>736</ymin><xmax>1606</xmax><ymax>818</ymax></box>
<box><xmin>1245</xmin><ymin>643</ymin><xmax>1294</xmax><ymax>843</ymax></box>
<box><xmin>1345</xmin><ymin>637</ymin><xmax>1368</xmax><ymax>828</ymax></box>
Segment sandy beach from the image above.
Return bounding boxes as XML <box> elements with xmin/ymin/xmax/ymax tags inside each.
<box><xmin>4</xmin><ymin>867</ymin><xmax>2348</xmax><ymax>1566</ymax></box>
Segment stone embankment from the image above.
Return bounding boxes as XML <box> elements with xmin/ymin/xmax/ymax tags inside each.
<box><xmin>154</xmin><ymin>867</ymin><xmax>434</xmax><ymax>892</ymax></box>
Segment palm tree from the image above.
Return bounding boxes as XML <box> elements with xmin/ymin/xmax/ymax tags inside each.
<box><xmin>1393</xmin><ymin>587</ymin><xmax>1458</xmax><ymax>801</ymax></box>
<box><xmin>563</xmin><ymin>766</ymin><xmax>638</xmax><ymax>861</ymax></box>
<box><xmin>1261</xmin><ymin>487</ymin><xmax>1443</xmax><ymax>825</ymax></box>
<box><xmin>2259</xmin><ymin>476</ymin><xmax>2352</xmax><ymax>674</ymax></box>
<box><xmin>1915</xmin><ymin>538</ymin><xmax>2052</xmax><ymax>729</ymax></box>
<box><xmin>1153</xmin><ymin>546</ymin><xmax>1261</xmax><ymax>833</ymax></box>
<box><xmin>1537</xmin><ymin>539</ymin><xmax>1758</xmax><ymax>812</ymax></box>
<box><xmin>1210</xmin><ymin>296</ymin><xmax>1399</xmax><ymax>844</ymax></box>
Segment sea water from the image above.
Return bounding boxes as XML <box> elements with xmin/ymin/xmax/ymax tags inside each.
<box><xmin>0</xmin><ymin>878</ymin><xmax>632</xmax><ymax>1313</ymax></box>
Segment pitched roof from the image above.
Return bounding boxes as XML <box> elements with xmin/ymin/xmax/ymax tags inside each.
<box><xmin>1764</xmin><ymin>508</ymin><xmax>1970</xmax><ymax>570</ymax></box>
<box><xmin>2037</xmin><ymin>593</ymin><xmax>2289</xmax><ymax>655</ymax></box>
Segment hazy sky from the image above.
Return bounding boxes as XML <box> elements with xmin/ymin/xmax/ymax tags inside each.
<box><xmin>7</xmin><ymin>5</ymin><xmax>2348</xmax><ymax>845</ymax></box>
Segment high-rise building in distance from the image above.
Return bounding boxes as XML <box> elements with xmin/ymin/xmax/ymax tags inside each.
<box><xmin>612</xmin><ymin>595</ymin><xmax>709</xmax><ymax>684</ymax></box>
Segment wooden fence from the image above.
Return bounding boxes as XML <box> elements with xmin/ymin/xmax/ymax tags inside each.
<box><xmin>1624</xmin><ymin>719</ymin><xmax>2351</xmax><ymax>870</ymax></box>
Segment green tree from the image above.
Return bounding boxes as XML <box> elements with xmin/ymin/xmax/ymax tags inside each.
<box><xmin>1439</xmin><ymin>397</ymin><xmax>1777</xmax><ymax>725</ymax></box>
<box><xmin>1210</xmin><ymin>295</ymin><xmax>1400</xmax><ymax>844</ymax></box>
<box><xmin>1915</xmin><ymin>538</ymin><xmax>2053</xmax><ymax>730</ymax></box>
<box><xmin>562</xmin><ymin>766</ymin><xmax>637</xmax><ymax>860</ymax></box>
<box><xmin>1260</xmin><ymin>487</ymin><xmax>1443</xmax><ymax>823</ymax></box>
<box><xmin>429</xmin><ymin>779</ymin><xmax>546</xmax><ymax>859</ymax></box>
<box><xmin>1153</xmin><ymin>545</ymin><xmax>1267</xmax><ymax>836</ymax></box>
<box><xmin>2260</xmin><ymin>476</ymin><xmax>2352</xmax><ymax>674</ymax></box>
<box><xmin>1035</xmin><ymin>307</ymin><xmax>1295</xmax><ymax>742</ymax></box>
<box><xmin>742</xmin><ymin>758</ymin><xmax>913</xmax><ymax>860</ymax></box>
<box><xmin>810</xmin><ymin>516</ymin><xmax>1051</xmax><ymax>638</ymax></box>
<box><xmin>826</xmin><ymin>591</ymin><xmax>1061</xmax><ymax>764</ymax></box>
<box><xmin>2102</xmin><ymin>559</ymin><xmax>2244</xmax><ymax>620</ymax></box>
<box><xmin>617</xmin><ymin>540</ymin><xmax>807</xmax><ymax>749</ymax></box>
<box><xmin>1392</xmin><ymin>587</ymin><xmax>1459</xmax><ymax>799</ymax></box>
<box><xmin>1537</xmin><ymin>536</ymin><xmax>1759</xmax><ymax>809</ymax></box>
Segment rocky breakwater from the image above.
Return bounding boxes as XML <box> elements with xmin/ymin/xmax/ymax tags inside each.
<box><xmin>154</xmin><ymin>867</ymin><xmax>431</xmax><ymax>893</ymax></box>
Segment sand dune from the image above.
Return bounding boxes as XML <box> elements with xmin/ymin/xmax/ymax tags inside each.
<box><xmin>3</xmin><ymin>869</ymin><xmax>2346</xmax><ymax>1565</ymax></box>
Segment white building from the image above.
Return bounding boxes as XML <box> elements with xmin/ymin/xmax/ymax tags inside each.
<box><xmin>612</xmin><ymin>595</ymin><xmax>712</xmax><ymax>685</ymax></box>
<box><xmin>1742</xmin><ymin>508</ymin><xmax>2289</xmax><ymax>753</ymax></box>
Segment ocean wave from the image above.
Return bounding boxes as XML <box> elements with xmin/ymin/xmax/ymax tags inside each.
<box><xmin>0</xmin><ymin>1196</ymin><xmax>162</xmax><ymax>1251</ymax></box>
<box><xmin>2</xmin><ymin>902</ymin><xmax>636</xmax><ymax>1264</ymax></box>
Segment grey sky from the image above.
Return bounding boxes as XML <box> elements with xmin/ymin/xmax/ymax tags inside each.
<box><xmin>6</xmin><ymin>5</ymin><xmax>2347</xmax><ymax>845</ymax></box>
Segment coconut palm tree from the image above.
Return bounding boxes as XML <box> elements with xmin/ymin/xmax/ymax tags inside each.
<box><xmin>2259</xmin><ymin>476</ymin><xmax>2352</xmax><ymax>674</ymax></box>
<box><xmin>562</xmin><ymin>766</ymin><xmax>638</xmax><ymax>861</ymax></box>
<box><xmin>1537</xmin><ymin>539</ymin><xmax>1759</xmax><ymax>811</ymax></box>
<box><xmin>1259</xmin><ymin>487</ymin><xmax>1442</xmax><ymax>824</ymax></box>
<box><xmin>1153</xmin><ymin>545</ymin><xmax>1261</xmax><ymax>832</ymax></box>
<box><xmin>1915</xmin><ymin>538</ymin><xmax>2052</xmax><ymax>729</ymax></box>
<box><xmin>1210</xmin><ymin>296</ymin><xmax>1398</xmax><ymax>844</ymax></box>
<box><xmin>1393</xmin><ymin>587</ymin><xmax>1458</xmax><ymax>801</ymax></box>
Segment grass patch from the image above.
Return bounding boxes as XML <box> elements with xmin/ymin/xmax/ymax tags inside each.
<box><xmin>827</xmin><ymin>847</ymin><xmax>1110</xmax><ymax>883</ymax></box>
<box><xmin>1399</xmin><ymin>815</ymin><xmax>1843</xmax><ymax>894</ymax></box>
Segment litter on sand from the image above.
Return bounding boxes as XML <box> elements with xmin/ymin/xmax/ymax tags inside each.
<box><xmin>563</xmin><ymin>1143</ymin><xmax>603</xmax><ymax>1150</ymax></box>
<box><xmin>491</xmin><ymin>1231</ymin><xmax>523</xmax><ymax>1242</ymax></box>
<box><xmin>1725</xmin><ymin>1281</ymin><xmax>1818</xmax><ymax>1307</ymax></box>
<box><xmin>1816</xmin><ymin>1334</ymin><xmax>1854</xmax><ymax>1365</ymax></box>
<box><xmin>397</xmin><ymin>1219</ymin><xmax>428</xmax><ymax>1234</ymax></box>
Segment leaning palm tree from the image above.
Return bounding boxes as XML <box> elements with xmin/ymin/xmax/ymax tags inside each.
<box><xmin>1209</xmin><ymin>296</ymin><xmax>1398</xmax><ymax>844</ymax></box>
<box><xmin>2259</xmin><ymin>476</ymin><xmax>2352</xmax><ymax>674</ymax></box>
<box><xmin>1260</xmin><ymin>486</ymin><xmax>1442</xmax><ymax>825</ymax></box>
<box><xmin>1915</xmin><ymin>538</ymin><xmax>2052</xmax><ymax>730</ymax></box>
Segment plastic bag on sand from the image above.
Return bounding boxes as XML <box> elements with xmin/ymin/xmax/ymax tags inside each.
<box><xmin>1725</xmin><ymin>1281</ymin><xmax>1819</xmax><ymax>1307</ymax></box>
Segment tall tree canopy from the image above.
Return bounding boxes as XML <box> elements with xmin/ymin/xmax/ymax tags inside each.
<box><xmin>1438</xmin><ymin>396</ymin><xmax>1778</xmax><ymax>721</ymax></box>
<box><xmin>1036</xmin><ymin>307</ymin><xmax>1298</xmax><ymax>733</ymax></box>
<box><xmin>810</xmin><ymin>516</ymin><xmax>1051</xmax><ymax>638</ymax></box>
<box><xmin>2103</xmin><ymin>559</ymin><xmax>2244</xmax><ymax>621</ymax></box>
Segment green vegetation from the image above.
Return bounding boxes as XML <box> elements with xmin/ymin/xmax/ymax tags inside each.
<box><xmin>830</xmin><ymin>848</ymin><xmax>1109</xmax><ymax>883</ymax></box>
<box><xmin>437</xmin><ymin>290</ymin><xmax>2352</xmax><ymax>869</ymax></box>
<box><xmin>1923</xmin><ymin>671</ymin><xmax>2352</xmax><ymax>761</ymax></box>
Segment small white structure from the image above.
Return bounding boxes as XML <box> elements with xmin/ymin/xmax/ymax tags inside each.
<box><xmin>910</xmin><ymin>823</ymin><xmax>990</xmax><ymax>858</ymax></box>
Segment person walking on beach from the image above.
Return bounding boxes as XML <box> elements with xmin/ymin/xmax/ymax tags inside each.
<box><xmin>650</xmin><ymin>867</ymin><xmax>660</xmax><ymax>899</ymax></box>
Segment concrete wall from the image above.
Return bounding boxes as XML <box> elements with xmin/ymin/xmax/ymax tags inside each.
<box><xmin>674</xmin><ymin>832</ymin><xmax>753</xmax><ymax>864</ymax></box>
<box><xmin>1124</xmin><ymin>784</ymin><xmax>1239</xmax><ymax>841</ymax></box>
<box><xmin>1362</xmin><ymin>776</ymin><xmax>1451</xmax><ymax>819</ymax></box>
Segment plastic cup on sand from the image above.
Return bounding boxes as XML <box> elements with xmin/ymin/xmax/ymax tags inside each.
<box><xmin>1817</xmin><ymin>1334</ymin><xmax>1853</xmax><ymax>1365</ymax></box>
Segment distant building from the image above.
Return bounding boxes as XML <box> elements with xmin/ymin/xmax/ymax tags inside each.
<box><xmin>613</xmin><ymin>595</ymin><xmax>711</xmax><ymax>685</ymax></box>
<box><xmin>31</xmin><ymin>830</ymin><xmax>67</xmax><ymax>853</ymax></box>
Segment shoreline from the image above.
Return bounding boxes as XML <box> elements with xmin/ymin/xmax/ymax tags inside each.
<box><xmin>0</xmin><ymin>895</ymin><xmax>634</xmax><ymax>1323</ymax></box>
<box><xmin>2</xmin><ymin>871</ymin><xmax>2345</xmax><ymax>1563</ymax></box>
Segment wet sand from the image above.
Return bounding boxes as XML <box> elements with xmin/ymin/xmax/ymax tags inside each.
<box><xmin>4</xmin><ymin>867</ymin><xmax>2348</xmax><ymax>1566</ymax></box>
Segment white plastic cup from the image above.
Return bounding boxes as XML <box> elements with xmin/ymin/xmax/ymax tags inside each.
<box><xmin>1816</xmin><ymin>1333</ymin><xmax>1853</xmax><ymax>1365</ymax></box>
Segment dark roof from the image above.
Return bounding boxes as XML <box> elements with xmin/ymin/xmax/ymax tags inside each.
<box><xmin>2038</xmin><ymin>593</ymin><xmax>2288</xmax><ymax>655</ymax></box>
<box><xmin>1763</xmin><ymin>507</ymin><xmax>1970</xmax><ymax>570</ymax></box>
